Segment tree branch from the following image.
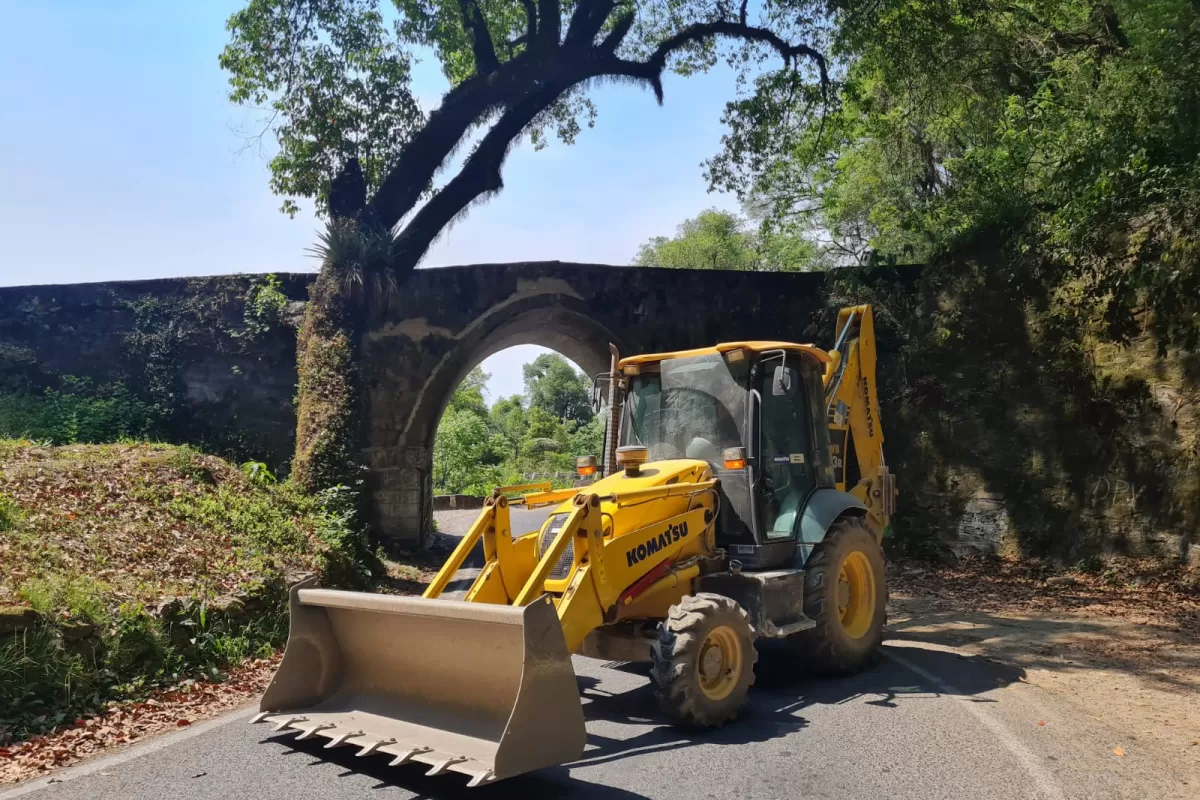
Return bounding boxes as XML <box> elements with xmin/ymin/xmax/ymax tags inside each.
<box><xmin>458</xmin><ymin>0</ymin><xmax>499</xmax><ymax>74</ymax></box>
<box><xmin>518</xmin><ymin>0</ymin><xmax>538</xmax><ymax>48</ymax></box>
<box><xmin>599</xmin><ymin>11</ymin><xmax>635</xmax><ymax>53</ymax></box>
<box><xmin>393</xmin><ymin>81</ymin><xmax>575</xmax><ymax>268</ymax></box>
<box><xmin>369</xmin><ymin>12</ymin><xmax>829</xmax><ymax>243</ymax></box>
<box><xmin>366</xmin><ymin>68</ymin><xmax>527</xmax><ymax>229</ymax></box>
<box><xmin>564</xmin><ymin>0</ymin><xmax>617</xmax><ymax>47</ymax></box>
<box><xmin>537</xmin><ymin>0</ymin><xmax>561</xmax><ymax>50</ymax></box>
<box><xmin>649</xmin><ymin>20</ymin><xmax>829</xmax><ymax>87</ymax></box>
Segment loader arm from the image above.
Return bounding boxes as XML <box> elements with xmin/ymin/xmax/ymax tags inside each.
<box><xmin>823</xmin><ymin>304</ymin><xmax>897</xmax><ymax>540</ymax></box>
<box><xmin>424</xmin><ymin>477</ymin><xmax>719</xmax><ymax>654</ymax></box>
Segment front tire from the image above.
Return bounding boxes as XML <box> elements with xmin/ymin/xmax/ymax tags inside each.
<box><xmin>650</xmin><ymin>593</ymin><xmax>757</xmax><ymax>727</ymax></box>
<box><xmin>793</xmin><ymin>515</ymin><xmax>887</xmax><ymax>674</ymax></box>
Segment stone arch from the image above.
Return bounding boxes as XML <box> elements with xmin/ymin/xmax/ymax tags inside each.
<box><xmin>364</xmin><ymin>289</ymin><xmax>626</xmax><ymax>546</ymax></box>
<box><xmin>360</xmin><ymin>260</ymin><xmax>856</xmax><ymax>547</ymax></box>
<box><xmin>409</xmin><ymin>303</ymin><xmax>623</xmax><ymax>453</ymax></box>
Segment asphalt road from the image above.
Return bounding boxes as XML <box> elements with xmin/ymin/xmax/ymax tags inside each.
<box><xmin>5</xmin><ymin>509</ymin><xmax>1191</xmax><ymax>799</ymax></box>
<box><xmin>433</xmin><ymin>507</ymin><xmax>553</xmax><ymax>596</ymax></box>
<box><xmin>6</xmin><ymin>643</ymin><xmax>1186</xmax><ymax>800</ymax></box>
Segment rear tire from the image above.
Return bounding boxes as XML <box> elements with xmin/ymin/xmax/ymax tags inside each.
<box><xmin>650</xmin><ymin>593</ymin><xmax>757</xmax><ymax>727</ymax></box>
<box><xmin>793</xmin><ymin>515</ymin><xmax>887</xmax><ymax>674</ymax></box>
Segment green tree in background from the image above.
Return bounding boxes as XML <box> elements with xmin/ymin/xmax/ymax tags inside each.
<box><xmin>634</xmin><ymin>208</ymin><xmax>816</xmax><ymax>270</ymax></box>
<box><xmin>432</xmin><ymin>366</ymin><xmax>507</xmax><ymax>493</ymax></box>
<box><xmin>433</xmin><ymin>356</ymin><xmax>604</xmax><ymax>494</ymax></box>
<box><xmin>488</xmin><ymin>395</ymin><xmax>527</xmax><ymax>461</ymax></box>
<box><xmin>706</xmin><ymin>0</ymin><xmax>1200</xmax><ymax>342</ymax></box>
<box><xmin>523</xmin><ymin>353</ymin><xmax>594</xmax><ymax>423</ymax></box>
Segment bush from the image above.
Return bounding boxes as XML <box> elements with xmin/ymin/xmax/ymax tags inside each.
<box><xmin>0</xmin><ymin>599</ymin><xmax>291</xmax><ymax>740</ymax></box>
<box><xmin>309</xmin><ymin>484</ymin><xmax>378</xmax><ymax>587</ymax></box>
<box><xmin>0</xmin><ymin>379</ymin><xmax>157</xmax><ymax>444</ymax></box>
<box><xmin>0</xmin><ymin>627</ymin><xmax>96</xmax><ymax>732</ymax></box>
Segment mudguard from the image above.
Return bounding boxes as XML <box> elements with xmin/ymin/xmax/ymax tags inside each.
<box><xmin>795</xmin><ymin>488</ymin><xmax>866</xmax><ymax>567</ymax></box>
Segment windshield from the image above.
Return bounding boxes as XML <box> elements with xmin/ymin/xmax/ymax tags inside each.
<box><xmin>618</xmin><ymin>353</ymin><xmax>749</xmax><ymax>463</ymax></box>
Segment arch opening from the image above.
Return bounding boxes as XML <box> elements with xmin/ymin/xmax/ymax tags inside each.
<box><xmin>430</xmin><ymin>343</ymin><xmax>605</xmax><ymax>508</ymax></box>
<box><xmin>365</xmin><ymin>298</ymin><xmax>625</xmax><ymax>548</ymax></box>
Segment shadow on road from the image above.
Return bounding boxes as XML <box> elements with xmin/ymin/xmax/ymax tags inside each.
<box><xmin>263</xmin><ymin>734</ymin><xmax>646</xmax><ymax>799</ymax></box>
<box><xmin>261</xmin><ymin>641</ymin><xmax>1023</xmax><ymax>798</ymax></box>
<box><xmin>573</xmin><ymin>641</ymin><xmax>1025</xmax><ymax>769</ymax></box>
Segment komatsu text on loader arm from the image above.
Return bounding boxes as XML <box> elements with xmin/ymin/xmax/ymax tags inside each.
<box><xmin>252</xmin><ymin>304</ymin><xmax>897</xmax><ymax>787</ymax></box>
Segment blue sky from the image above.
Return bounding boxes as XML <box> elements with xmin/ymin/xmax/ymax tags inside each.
<box><xmin>0</xmin><ymin>0</ymin><xmax>749</xmax><ymax>400</ymax></box>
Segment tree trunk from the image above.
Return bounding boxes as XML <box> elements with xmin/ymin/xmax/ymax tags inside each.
<box><xmin>291</xmin><ymin>229</ymin><xmax>368</xmax><ymax>494</ymax></box>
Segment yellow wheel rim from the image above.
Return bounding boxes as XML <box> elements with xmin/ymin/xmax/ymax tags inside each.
<box><xmin>697</xmin><ymin>625</ymin><xmax>743</xmax><ymax>701</ymax></box>
<box><xmin>837</xmin><ymin>551</ymin><xmax>877</xmax><ymax>639</ymax></box>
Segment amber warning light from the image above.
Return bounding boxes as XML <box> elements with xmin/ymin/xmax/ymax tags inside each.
<box><xmin>575</xmin><ymin>455</ymin><xmax>597</xmax><ymax>477</ymax></box>
<box><xmin>722</xmin><ymin>447</ymin><xmax>747</xmax><ymax>470</ymax></box>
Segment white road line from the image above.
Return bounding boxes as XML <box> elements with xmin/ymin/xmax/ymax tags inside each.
<box><xmin>885</xmin><ymin>648</ymin><xmax>1068</xmax><ymax>800</ymax></box>
<box><xmin>0</xmin><ymin>705</ymin><xmax>256</xmax><ymax>800</ymax></box>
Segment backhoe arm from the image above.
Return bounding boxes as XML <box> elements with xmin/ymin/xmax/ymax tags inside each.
<box><xmin>823</xmin><ymin>304</ymin><xmax>897</xmax><ymax>540</ymax></box>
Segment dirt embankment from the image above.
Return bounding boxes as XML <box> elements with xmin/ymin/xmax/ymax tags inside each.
<box><xmin>0</xmin><ymin>441</ymin><xmax>354</xmax><ymax>766</ymax></box>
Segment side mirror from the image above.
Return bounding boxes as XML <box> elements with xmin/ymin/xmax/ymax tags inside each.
<box><xmin>772</xmin><ymin>365</ymin><xmax>794</xmax><ymax>396</ymax></box>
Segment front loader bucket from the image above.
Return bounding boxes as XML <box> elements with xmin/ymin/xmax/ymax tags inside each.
<box><xmin>253</xmin><ymin>579</ymin><xmax>586</xmax><ymax>787</ymax></box>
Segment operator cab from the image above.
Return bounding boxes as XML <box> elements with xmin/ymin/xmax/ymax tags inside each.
<box><xmin>614</xmin><ymin>343</ymin><xmax>836</xmax><ymax>570</ymax></box>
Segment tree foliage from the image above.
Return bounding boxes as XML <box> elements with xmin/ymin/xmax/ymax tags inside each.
<box><xmin>433</xmin><ymin>357</ymin><xmax>602</xmax><ymax>494</ymax></box>
<box><xmin>222</xmin><ymin>0</ymin><xmax>831</xmax><ymax>272</ymax></box>
<box><xmin>633</xmin><ymin>207</ymin><xmax>816</xmax><ymax>269</ymax></box>
<box><xmin>523</xmin><ymin>352</ymin><xmax>594</xmax><ymax>422</ymax></box>
<box><xmin>707</xmin><ymin>0</ymin><xmax>1200</xmax><ymax>345</ymax></box>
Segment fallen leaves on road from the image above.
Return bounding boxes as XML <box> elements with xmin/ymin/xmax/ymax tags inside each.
<box><xmin>889</xmin><ymin>555</ymin><xmax>1200</xmax><ymax>646</ymax></box>
<box><xmin>0</xmin><ymin>654</ymin><xmax>280</xmax><ymax>787</ymax></box>
<box><xmin>1113</xmin><ymin>747</ymin><xmax>1126</xmax><ymax>757</ymax></box>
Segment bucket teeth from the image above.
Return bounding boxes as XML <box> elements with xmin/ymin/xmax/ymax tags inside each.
<box><xmin>355</xmin><ymin>738</ymin><xmax>396</xmax><ymax>757</ymax></box>
<box><xmin>324</xmin><ymin>731</ymin><xmax>364</xmax><ymax>749</ymax></box>
<box><xmin>466</xmin><ymin>770</ymin><xmax>496</xmax><ymax>788</ymax></box>
<box><xmin>426</xmin><ymin>756</ymin><xmax>467</xmax><ymax>777</ymax></box>
<box><xmin>249</xmin><ymin>712</ymin><xmax>272</xmax><ymax>725</ymax></box>
<box><xmin>388</xmin><ymin>747</ymin><xmax>432</xmax><ymax>767</ymax></box>
<box><xmin>270</xmin><ymin>716</ymin><xmax>307</xmax><ymax>732</ymax></box>
<box><xmin>294</xmin><ymin>723</ymin><xmax>336</xmax><ymax>741</ymax></box>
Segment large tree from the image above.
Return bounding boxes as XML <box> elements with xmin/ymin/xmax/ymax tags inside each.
<box><xmin>222</xmin><ymin>0</ymin><xmax>829</xmax><ymax>268</ymax></box>
<box><xmin>706</xmin><ymin>0</ymin><xmax>1200</xmax><ymax>337</ymax></box>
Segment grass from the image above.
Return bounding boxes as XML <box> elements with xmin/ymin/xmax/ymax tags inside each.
<box><xmin>17</xmin><ymin>576</ymin><xmax>111</xmax><ymax>623</ymax></box>
<box><xmin>0</xmin><ymin>441</ymin><xmax>340</xmax><ymax>611</ymax></box>
<box><xmin>0</xmin><ymin>439</ymin><xmax>374</xmax><ymax>741</ymax></box>
<box><xmin>0</xmin><ymin>492</ymin><xmax>20</xmax><ymax>532</ymax></box>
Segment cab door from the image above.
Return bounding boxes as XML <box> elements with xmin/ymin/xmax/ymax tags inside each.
<box><xmin>754</xmin><ymin>356</ymin><xmax>822</xmax><ymax>542</ymax></box>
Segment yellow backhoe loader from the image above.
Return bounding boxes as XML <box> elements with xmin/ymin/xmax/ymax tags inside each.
<box><xmin>252</xmin><ymin>304</ymin><xmax>897</xmax><ymax>787</ymax></box>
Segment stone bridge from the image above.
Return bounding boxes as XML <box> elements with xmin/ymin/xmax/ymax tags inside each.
<box><xmin>362</xmin><ymin>261</ymin><xmax>834</xmax><ymax>545</ymax></box>
<box><xmin>0</xmin><ymin>261</ymin><xmax>861</xmax><ymax>548</ymax></box>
